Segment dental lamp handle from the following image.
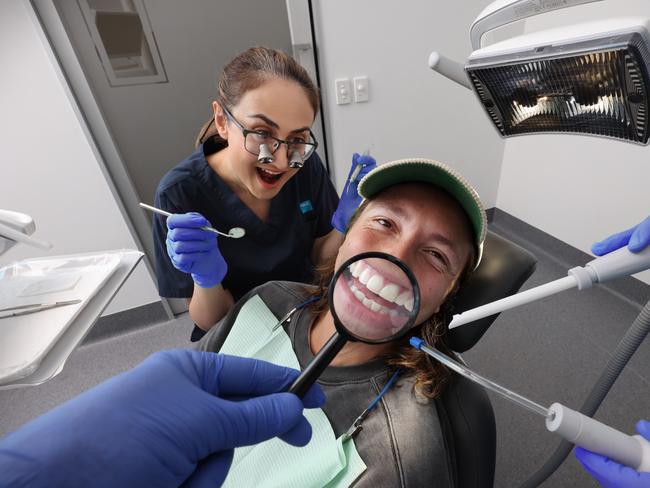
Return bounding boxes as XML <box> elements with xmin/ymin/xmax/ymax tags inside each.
<box><xmin>546</xmin><ymin>403</ymin><xmax>650</xmax><ymax>473</ymax></box>
<box><xmin>428</xmin><ymin>52</ymin><xmax>472</xmax><ymax>90</ymax></box>
<box><xmin>449</xmin><ymin>246</ymin><xmax>650</xmax><ymax>329</ymax></box>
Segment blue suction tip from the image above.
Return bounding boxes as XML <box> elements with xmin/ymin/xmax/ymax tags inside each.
<box><xmin>410</xmin><ymin>336</ymin><xmax>424</xmax><ymax>349</ymax></box>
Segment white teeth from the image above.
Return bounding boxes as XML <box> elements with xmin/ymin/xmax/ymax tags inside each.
<box><xmin>353</xmin><ymin>289</ymin><xmax>366</xmax><ymax>303</ymax></box>
<box><xmin>395</xmin><ymin>290</ymin><xmax>411</xmax><ymax>306</ymax></box>
<box><xmin>359</xmin><ymin>268</ymin><xmax>372</xmax><ymax>285</ymax></box>
<box><xmin>379</xmin><ymin>283</ymin><xmax>400</xmax><ymax>302</ymax></box>
<box><xmin>259</xmin><ymin>168</ymin><xmax>281</xmax><ymax>175</ymax></box>
<box><xmin>349</xmin><ymin>264</ymin><xmax>413</xmax><ymax>313</ymax></box>
<box><xmin>366</xmin><ymin>274</ymin><xmax>384</xmax><ymax>294</ymax></box>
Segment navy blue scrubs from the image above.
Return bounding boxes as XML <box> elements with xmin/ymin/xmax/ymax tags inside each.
<box><xmin>153</xmin><ymin>137</ymin><xmax>339</xmax><ymax>339</ymax></box>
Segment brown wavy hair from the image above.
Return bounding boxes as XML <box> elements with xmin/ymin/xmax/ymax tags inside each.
<box><xmin>306</xmin><ymin>202</ymin><xmax>475</xmax><ymax>399</ymax></box>
<box><xmin>195</xmin><ymin>46</ymin><xmax>320</xmax><ymax>147</ymax></box>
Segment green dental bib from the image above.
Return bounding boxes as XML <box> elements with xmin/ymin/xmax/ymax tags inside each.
<box><xmin>219</xmin><ymin>294</ymin><xmax>367</xmax><ymax>488</ymax></box>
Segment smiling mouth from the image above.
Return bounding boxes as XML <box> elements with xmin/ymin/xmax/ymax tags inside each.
<box><xmin>256</xmin><ymin>166</ymin><xmax>284</xmax><ymax>184</ymax></box>
<box><xmin>345</xmin><ymin>261</ymin><xmax>414</xmax><ymax>315</ymax></box>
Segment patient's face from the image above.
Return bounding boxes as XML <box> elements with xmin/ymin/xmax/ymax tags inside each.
<box><xmin>334</xmin><ymin>183</ymin><xmax>473</xmax><ymax>328</ymax></box>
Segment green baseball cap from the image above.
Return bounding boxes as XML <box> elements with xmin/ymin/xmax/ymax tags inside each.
<box><xmin>358</xmin><ymin>158</ymin><xmax>487</xmax><ymax>269</ymax></box>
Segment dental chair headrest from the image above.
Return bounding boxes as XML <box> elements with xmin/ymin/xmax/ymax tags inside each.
<box><xmin>447</xmin><ymin>230</ymin><xmax>537</xmax><ymax>353</ymax></box>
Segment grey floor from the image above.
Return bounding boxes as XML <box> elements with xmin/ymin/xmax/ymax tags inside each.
<box><xmin>1</xmin><ymin>209</ymin><xmax>649</xmax><ymax>487</ymax></box>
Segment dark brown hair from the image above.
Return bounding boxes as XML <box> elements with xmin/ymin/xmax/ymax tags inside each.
<box><xmin>306</xmin><ymin>200</ymin><xmax>475</xmax><ymax>399</ymax></box>
<box><xmin>195</xmin><ymin>46</ymin><xmax>320</xmax><ymax>147</ymax></box>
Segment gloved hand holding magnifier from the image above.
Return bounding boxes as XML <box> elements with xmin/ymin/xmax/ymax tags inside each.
<box><xmin>289</xmin><ymin>252</ymin><xmax>421</xmax><ymax>396</ymax></box>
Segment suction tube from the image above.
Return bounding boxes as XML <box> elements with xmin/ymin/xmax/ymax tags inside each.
<box><xmin>519</xmin><ymin>298</ymin><xmax>650</xmax><ymax>487</ymax></box>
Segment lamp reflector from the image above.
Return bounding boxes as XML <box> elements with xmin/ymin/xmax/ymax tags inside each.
<box><xmin>466</xmin><ymin>28</ymin><xmax>650</xmax><ymax>144</ymax></box>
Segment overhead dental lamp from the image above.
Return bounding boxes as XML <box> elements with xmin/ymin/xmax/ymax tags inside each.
<box><xmin>430</xmin><ymin>0</ymin><xmax>650</xmax><ymax>144</ymax></box>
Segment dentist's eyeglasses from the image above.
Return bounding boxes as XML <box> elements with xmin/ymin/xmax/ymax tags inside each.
<box><xmin>222</xmin><ymin>105</ymin><xmax>318</xmax><ymax>164</ymax></box>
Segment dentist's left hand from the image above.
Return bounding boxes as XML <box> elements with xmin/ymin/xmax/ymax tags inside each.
<box><xmin>0</xmin><ymin>350</ymin><xmax>326</xmax><ymax>488</ymax></box>
<box><xmin>331</xmin><ymin>153</ymin><xmax>377</xmax><ymax>233</ymax></box>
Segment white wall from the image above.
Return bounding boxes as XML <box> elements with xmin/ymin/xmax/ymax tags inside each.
<box><xmin>312</xmin><ymin>0</ymin><xmax>506</xmax><ymax>208</ymax></box>
<box><xmin>497</xmin><ymin>0</ymin><xmax>650</xmax><ymax>284</ymax></box>
<box><xmin>0</xmin><ymin>0</ymin><xmax>160</xmax><ymax>314</ymax></box>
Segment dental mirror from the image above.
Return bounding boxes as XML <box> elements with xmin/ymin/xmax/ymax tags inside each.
<box><xmin>289</xmin><ymin>251</ymin><xmax>420</xmax><ymax>396</ymax></box>
<box><xmin>139</xmin><ymin>203</ymin><xmax>245</xmax><ymax>239</ymax></box>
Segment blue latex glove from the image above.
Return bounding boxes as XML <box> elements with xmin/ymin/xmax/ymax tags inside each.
<box><xmin>592</xmin><ymin>216</ymin><xmax>650</xmax><ymax>256</ymax></box>
<box><xmin>0</xmin><ymin>350</ymin><xmax>325</xmax><ymax>488</ymax></box>
<box><xmin>166</xmin><ymin>212</ymin><xmax>228</xmax><ymax>288</ymax></box>
<box><xmin>331</xmin><ymin>152</ymin><xmax>377</xmax><ymax>233</ymax></box>
<box><xmin>574</xmin><ymin>420</ymin><xmax>650</xmax><ymax>488</ymax></box>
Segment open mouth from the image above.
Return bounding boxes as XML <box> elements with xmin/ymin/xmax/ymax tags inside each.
<box><xmin>345</xmin><ymin>261</ymin><xmax>414</xmax><ymax>316</ymax></box>
<box><xmin>256</xmin><ymin>166</ymin><xmax>284</xmax><ymax>185</ymax></box>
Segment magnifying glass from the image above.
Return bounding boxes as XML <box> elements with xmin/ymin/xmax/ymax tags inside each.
<box><xmin>289</xmin><ymin>251</ymin><xmax>421</xmax><ymax>396</ymax></box>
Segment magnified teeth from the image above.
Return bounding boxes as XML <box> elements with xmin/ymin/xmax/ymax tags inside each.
<box><xmin>359</xmin><ymin>268</ymin><xmax>372</xmax><ymax>285</ymax></box>
<box><xmin>404</xmin><ymin>298</ymin><xmax>414</xmax><ymax>312</ymax></box>
<box><xmin>379</xmin><ymin>283</ymin><xmax>400</xmax><ymax>302</ymax></box>
<box><xmin>395</xmin><ymin>290</ymin><xmax>411</xmax><ymax>306</ymax></box>
<box><xmin>353</xmin><ymin>288</ymin><xmax>366</xmax><ymax>303</ymax></box>
<box><xmin>366</xmin><ymin>274</ymin><xmax>384</xmax><ymax>294</ymax></box>
<box><xmin>350</xmin><ymin>262</ymin><xmax>360</xmax><ymax>277</ymax></box>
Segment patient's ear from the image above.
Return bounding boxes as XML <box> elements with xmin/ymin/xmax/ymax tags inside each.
<box><xmin>212</xmin><ymin>101</ymin><xmax>229</xmax><ymax>139</ymax></box>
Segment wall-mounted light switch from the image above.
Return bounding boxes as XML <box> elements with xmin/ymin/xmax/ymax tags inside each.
<box><xmin>353</xmin><ymin>76</ymin><xmax>369</xmax><ymax>102</ymax></box>
<box><xmin>335</xmin><ymin>78</ymin><xmax>352</xmax><ymax>105</ymax></box>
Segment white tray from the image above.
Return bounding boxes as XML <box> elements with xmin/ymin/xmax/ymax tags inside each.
<box><xmin>0</xmin><ymin>253</ymin><xmax>121</xmax><ymax>383</ymax></box>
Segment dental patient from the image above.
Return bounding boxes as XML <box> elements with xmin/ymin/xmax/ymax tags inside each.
<box><xmin>196</xmin><ymin>158</ymin><xmax>487</xmax><ymax>487</ymax></box>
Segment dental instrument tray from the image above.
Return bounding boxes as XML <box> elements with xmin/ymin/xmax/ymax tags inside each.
<box><xmin>0</xmin><ymin>253</ymin><xmax>121</xmax><ymax>384</ymax></box>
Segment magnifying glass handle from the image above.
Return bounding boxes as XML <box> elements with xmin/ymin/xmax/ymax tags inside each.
<box><xmin>289</xmin><ymin>332</ymin><xmax>347</xmax><ymax>397</ymax></box>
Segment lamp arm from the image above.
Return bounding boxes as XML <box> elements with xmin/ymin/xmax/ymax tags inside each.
<box><xmin>470</xmin><ymin>0</ymin><xmax>604</xmax><ymax>50</ymax></box>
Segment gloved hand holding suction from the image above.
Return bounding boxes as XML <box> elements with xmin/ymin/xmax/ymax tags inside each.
<box><xmin>575</xmin><ymin>420</ymin><xmax>650</xmax><ymax>488</ymax></box>
<box><xmin>331</xmin><ymin>153</ymin><xmax>377</xmax><ymax>233</ymax></box>
<box><xmin>166</xmin><ymin>212</ymin><xmax>228</xmax><ymax>288</ymax></box>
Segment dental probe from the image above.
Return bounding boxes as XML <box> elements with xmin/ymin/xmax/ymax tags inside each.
<box><xmin>410</xmin><ymin>337</ymin><xmax>650</xmax><ymax>473</ymax></box>
<box><xmin>139</xmin><ymin>203</ymin><xmax>245</xmax><ymax>239</ymax></box>
<box><xmin>449</xmin><ymin>245</ymin><xmax>650</xmax><ymax>329</ymax></box>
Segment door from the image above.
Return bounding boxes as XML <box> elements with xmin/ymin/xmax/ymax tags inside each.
<box><xmin>34</xmin><ymin>0</ymin><xmax>325</xmax><ymax>314</ymax></box>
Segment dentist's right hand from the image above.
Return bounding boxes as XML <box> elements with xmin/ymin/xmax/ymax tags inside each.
<box><xmin>166</xmin><ymin>212</ymin><xmax>228</xmax><ymax>288</ymax></box>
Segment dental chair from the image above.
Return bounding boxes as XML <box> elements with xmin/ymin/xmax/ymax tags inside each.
<box><xmin>436</xmin><ymin>230</ymin><xmax>537</xmax><ymax>488</ymax></box>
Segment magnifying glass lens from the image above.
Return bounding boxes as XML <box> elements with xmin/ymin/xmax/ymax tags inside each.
<box><xmin>332</xmin><ymin>257</ymin><xmax>417</xmax><ymax>342</ymax></box>
<box><xmin>288</xmin><ymin>252</ymin><xmax>420</xmax><ymax>396</ymax></box>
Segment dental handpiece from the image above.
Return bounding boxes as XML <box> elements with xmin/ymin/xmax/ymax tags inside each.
<box><xmin>139</xmin><ymin>203</ymin><xmax>245</xmax><ymax>239</ymax></box>
<box><xmin>410</xmin><ymin>337</ymin><xmax>650</xmax><ymax>473</ymax></box>
<box><xmin>449</xmin><ymin>245</ymin><xmax>650</xmax><ymax>329</ymax></box>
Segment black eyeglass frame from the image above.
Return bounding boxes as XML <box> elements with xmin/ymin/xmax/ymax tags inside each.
<box><xmin>221</xmin><ymin>104</ymin><xmax>318</xmax><ymax>161</ymax></box>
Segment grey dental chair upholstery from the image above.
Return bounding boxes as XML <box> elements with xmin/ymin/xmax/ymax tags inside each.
<box><xmin>436</xmin><ymin>231</ymin><xmax>537</xmax><ymax>488</ymax></box>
